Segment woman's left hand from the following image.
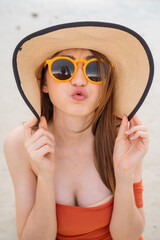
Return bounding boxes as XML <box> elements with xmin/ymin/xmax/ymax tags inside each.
<box><xmin>113</xmin><ymin>114</ymin><xmax>149</xmax><ymax>180</ymax></box>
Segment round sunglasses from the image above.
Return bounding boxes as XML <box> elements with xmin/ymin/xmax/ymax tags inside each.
<box><xmin>44</xmin><ymin>56</ymin><xmax>112</xmax><ymax>84</ymax></box>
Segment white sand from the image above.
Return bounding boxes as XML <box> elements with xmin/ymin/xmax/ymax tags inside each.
<box><xmin>0</xmin><ymin>0</ymin><xmax>160</xmax><ymax>239</ymax></box>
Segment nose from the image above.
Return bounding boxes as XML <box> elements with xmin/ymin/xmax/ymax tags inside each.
<box><xmin>70</xmin><ymin>62</ymin><xmax>88</xmax><ymax>86</ymax></box>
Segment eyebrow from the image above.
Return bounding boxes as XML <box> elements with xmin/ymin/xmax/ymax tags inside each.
<box><xmin>59</xmin><ymin>54</ymin><xmax>95</xmax><ymax>60</ymax></box>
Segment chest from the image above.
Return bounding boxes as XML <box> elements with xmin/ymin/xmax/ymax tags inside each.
<box><xmin>54</xmin><ymin>149</ymin><xmax>112</xmax><ymax>207</ymax></box>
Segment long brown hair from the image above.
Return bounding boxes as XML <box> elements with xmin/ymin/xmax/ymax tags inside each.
<box><xmin>36</xmin><ymin>49</ymin><xmax>121</xmax><ymax>195</ymax></box>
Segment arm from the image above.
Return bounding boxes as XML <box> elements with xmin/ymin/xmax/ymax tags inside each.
<box><xmin>3</xmin><ymin>126</ymin><xmax>57</xmax><ymax>240</ymax></box>
<box><xmin>109</xmin><ymin>174</ymin><xmax>144</xmax><ymax>240</ymax></box>
<box><xmin>133</xmin><ymin>159</ymin><xmax>145</xmax><ymax>226</ymax></box>
<box><xmin>110</xmin><ymin>114</ymin><xmax>147</xmax><ymax>239</ymax></box>
<box><xmin>20</xmin><ymin>173</ymin><xmax>57</xmax><ymax>240</ymax></box>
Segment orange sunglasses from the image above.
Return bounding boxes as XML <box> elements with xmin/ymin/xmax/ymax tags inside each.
<box><xmin>44</xmin><ymin>56</ymin><xmax>112</xmax><ymax>84</ymax></box>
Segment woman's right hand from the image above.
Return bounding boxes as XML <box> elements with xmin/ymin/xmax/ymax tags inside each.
<box><xmin>23</xmin><ymin>116</ymin><xmax>56</xmax><ymax>176</ymax></box>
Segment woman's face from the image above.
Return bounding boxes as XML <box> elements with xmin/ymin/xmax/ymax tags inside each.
<box><xmin>43</xmin><ymin>48</ymin><xmax>102</xmax><ymax>117</ymax></box>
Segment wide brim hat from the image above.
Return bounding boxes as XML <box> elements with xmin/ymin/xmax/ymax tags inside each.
<box><xmin>12</xmin><ymin>21</ymin><xmax>154</xmax><ymax>126</ymax></box>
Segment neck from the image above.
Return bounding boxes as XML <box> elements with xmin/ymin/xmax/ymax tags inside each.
<box><xmin>48</xmin><ymin>111</ymin><xmax>94</xmax><ymax>150</ymax></box>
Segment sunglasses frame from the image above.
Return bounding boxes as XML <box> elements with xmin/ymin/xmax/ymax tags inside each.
<box><xmin>44</xmin><ymin>56</ymin><xmax>106</xmax><ymax>84</ymax></box>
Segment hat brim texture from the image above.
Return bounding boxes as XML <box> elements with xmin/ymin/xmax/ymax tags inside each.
<box><xmin>12</xmin><ymin>21</ymin><xmax>154</xmax><ymax>126</ymax></box>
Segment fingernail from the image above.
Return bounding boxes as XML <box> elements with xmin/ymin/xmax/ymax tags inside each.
<box><xmin>130</xmin><ymin>135</ymin><xmax>135</xmax><ymax>139</ymax></box>
<box><xmin>125</xmin><ymin>129</ymin><xmax>131</xmax><ymax>133</ymax></box>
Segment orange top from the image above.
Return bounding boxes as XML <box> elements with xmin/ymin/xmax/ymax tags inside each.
<box><xmin>56</xmin><ymin>179</ymin><xmax>144</xmax><ymax>240</ymax></box>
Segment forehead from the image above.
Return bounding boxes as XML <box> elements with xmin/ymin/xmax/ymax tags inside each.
<box><xmin>57</xmin><ymin>48</ymin><xmax>93</xmax><ymax>58</ymax></box>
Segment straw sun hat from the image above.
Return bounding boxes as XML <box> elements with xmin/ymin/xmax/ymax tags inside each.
<box><xmin>12</xmin><ymin>21</ymin><xmax>154</xmax><ymax>126</ymax></box>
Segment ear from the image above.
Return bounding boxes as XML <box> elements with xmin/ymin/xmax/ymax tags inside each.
<box><xmin>42</xmin><ymin>83</ymin><xmax>48</xmax><ymax>93</ymax></box>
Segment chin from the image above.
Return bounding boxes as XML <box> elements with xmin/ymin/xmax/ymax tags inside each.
<box><xmin>68</xmin><ymin>108</ymin><xmax>95</xmax><ymax>118</ymax></box>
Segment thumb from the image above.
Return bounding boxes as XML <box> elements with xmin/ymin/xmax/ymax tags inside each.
<box><xmin>117</xmin><ymin>114</ymin><xmax>129</xmax><ymax>137</ymax></box>
<box><xmin>39</xmin><ymin>116</ymin><xmax>48</xmax><ymax>130</ymax></box>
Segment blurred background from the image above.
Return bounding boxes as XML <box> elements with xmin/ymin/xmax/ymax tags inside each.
<box><xmin>0</xmin><ymin>0</ymin><xmax>160</xmax><ymax>239</ymax></box>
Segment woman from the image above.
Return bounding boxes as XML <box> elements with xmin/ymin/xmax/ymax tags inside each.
<box><xmin>3</xmin><ymin>21</ymin><xmax>154</xmax><ymax>240</ymax></box>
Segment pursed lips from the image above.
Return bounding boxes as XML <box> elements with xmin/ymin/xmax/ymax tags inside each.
<box><xmin>71</xmin><ymin>88</ymin><xmax>88</xmax><ymax>98</ymax></box>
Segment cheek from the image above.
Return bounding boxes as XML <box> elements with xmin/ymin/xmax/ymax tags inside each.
<box><xmin>47</xmin><ymin>80</ymin><xmax>69</xmax><ymax>107</ymax></box>
<box><xmin>91</xmin><ymin>85</ymin><xmax>102</xmax><ymax>102</ymax></box>
<box><xmin>46</xmin><ymin>78</ymin><xmax>60</xmax><ymax>102</ymax></box>
<box><xmin>48</xmin><ymin>85</ymin><xmax>63</xmax><ymax>105</ymax></box>
<box><xmin>86</xmin><ymin>85</ymin><xmax>102</xmax><ymax>111</ymax></box>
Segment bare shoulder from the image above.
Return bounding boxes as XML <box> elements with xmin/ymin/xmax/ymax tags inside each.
<box><xmin>3</xmin><ymin>124</ymin><xmax>38</xmax><ymax>186</ymax></box>
<box><xmin>3</xmin><ymin>125</ymin><xmax>37</xmax><ymax>238</ymax></box>
<box><xmin>4</xmin><ymin>124</ymin><xmax>26</xmax><ymax>148</ymax></box>
<box><xmin>3</xmin><ymin>124</ymin><xmax>30</xmax><ymax>168</ymax></box>
<box><xmin>3</xmin><ymin>124</ymin><xmax>37</xmax><ymax>166</ymax></box>
<box><xmin>4</xmin><ymin>124</ymin><xmax>23</xmax><ymax>139</ymax></box>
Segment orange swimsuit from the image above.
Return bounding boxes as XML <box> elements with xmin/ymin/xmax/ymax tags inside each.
<box><xmin>56</xmin><ymin>179</ymin><xmax>144</xmax><ymax>240</ymax></box>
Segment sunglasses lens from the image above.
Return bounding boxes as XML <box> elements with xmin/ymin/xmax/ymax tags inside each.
<box><xmin>86</xmin><ymin>61</ymin><xmax>107</xmax><ymax>82</ymax></box>
<box><xmin>51</xmin><ymin>59</ymin><xmax>74</xmax><ymax>80</ymax></box>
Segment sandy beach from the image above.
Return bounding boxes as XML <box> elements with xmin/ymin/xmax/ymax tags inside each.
<box><xmin>0</xmin><ymin>0</ymin><xmax>160</xmax><ymax>239</ymax></box>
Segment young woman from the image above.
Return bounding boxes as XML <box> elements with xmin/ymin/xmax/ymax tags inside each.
<box><xmin>3</xmin><ymin>22</ymin><xmax>154</xmax><ymax>240</ymax></box>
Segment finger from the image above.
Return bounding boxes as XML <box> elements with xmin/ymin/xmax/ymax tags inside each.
<box><xmin>23</xmin><ymin>117</ymin><xmax>38</xmax><ymax>143</ymax></box>
<box><xmin>130</xmin><ymin>131</ymin><xmax>149</xmax><ymax>140</ymax></box>
<box><xmin>128</xmin><ymin>113</ymin><xmax>143</xmax><ymax>132</ymax></box>
<box><xmin>29</xmin><ymin>128</ymin><xmax>55</xmax><ymax>146</ymax></box>
<box><xmin>117</xmin><ymin>114</ymin><xmax>129</xmax><ymax>137</ymax></box>
<box><xmin>129</xmin><ymin>116</ymin><xmax>137</xmax><ymax>129</ymax></box>
<box><xmin>131</xmin><ymin>114</ymin><xmax>143</xmax><ymax>125</ymax></box>
<box><xmin>39</xmin><ymin>116</ymin><xmax>48</xmax><ymax>130</ymax></box>
<box><xmin>29</xmin><ymin>135</ymin><xmax>55</xmax><ymax>152</ymax></box>
<box><xmin>33</xmin><ymin>145</ymin><xmax>55</xmax><ymax>161</ymax></box>
<box><xmin>125</xmin><ymin>125</ymin><xmax>148</xmax><ymax>135</ymax></box>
